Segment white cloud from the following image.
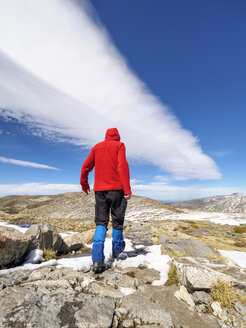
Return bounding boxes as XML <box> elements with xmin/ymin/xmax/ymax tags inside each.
<box><xmin>132</xmin><ymin>181</ymin><xmax>246</xmax><ymax>202</ymax></box>
<box><xmin>0</xmin><ymin>181</ymin><xmax>244</xmax><ymax>201</ymax></box>
<box><xmin>0</xmin><ymin>183</ymin><xmax>80</xmax><ymax>196</ymax></box>
<box><xmin>0</xmin><ymin>156</ymin><xmax>59</xmax><ymax>170</ymax></box>
<box><xmin>0</xmin><ymin>0</ymin><xmax>221</xmax><ymax>180</ymax></box>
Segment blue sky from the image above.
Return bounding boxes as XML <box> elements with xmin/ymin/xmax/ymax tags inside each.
<box><xmin>0</xmin><ymin>0</ymin><xmax>246</xmax><ymax>201</ymax></box>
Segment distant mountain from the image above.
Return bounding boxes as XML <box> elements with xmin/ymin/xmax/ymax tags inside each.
<box><xmin>170</xmin><ymin>193</ymin><xmax>246</xmax><ymax>213</ymax></box>
<box><xmin>0</xmin><ymin>192</ymin><xmax>182</xmax><ymax>219</ymax></box>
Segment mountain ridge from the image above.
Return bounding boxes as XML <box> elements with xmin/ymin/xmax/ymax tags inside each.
<box><xmin>170</xmin><ymin>192</ymin><xmax>246</xmax><ymax>213</ymax></box>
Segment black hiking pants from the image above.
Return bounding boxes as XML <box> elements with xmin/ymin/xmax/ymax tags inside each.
<box><xmin>94</xmin><ymin>190</ymin><xmax>127</xmax><ymax>230</ymax></box>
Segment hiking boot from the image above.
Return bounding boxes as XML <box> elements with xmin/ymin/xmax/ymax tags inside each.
<box><xmin>113</xmin><ymin>241</ymin><xmax>126</xmax><ymax>259</ymax></box>
<box><xmin>92</xmin><ymin>262</ymin><xmax>106</xmax><ymax>274</ymax></box>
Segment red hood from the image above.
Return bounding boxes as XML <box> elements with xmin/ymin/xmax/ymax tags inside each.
<box><xmin>105</xmin><ymin>128</ymin><xmax>121</xmax><ymax>141</ymax></box>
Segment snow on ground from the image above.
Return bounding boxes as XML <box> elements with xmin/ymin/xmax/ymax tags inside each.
<box><xmin>0</xmin><ymin>236</ymin><xmax>171</xmax><ymax>285</ymax></box>
<box><xmin>219</xmin><ymin>250</ymin><xmax>246</xmax><ymax>269</ymax></box>
<box><xmin>127</xmin><ymin>210</ymin><xmax>246</xmax><ymax>226</ymax></box>
<box><xmin>0</xmin><ymin>221</ymin><xmax>30</xmax><ymax>233</ymax></box>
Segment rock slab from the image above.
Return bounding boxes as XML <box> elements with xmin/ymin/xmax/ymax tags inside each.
<box><xmin>0</xmin><ymin>226</ymin><xmax>29</xmax><ymax>267</ymax></box>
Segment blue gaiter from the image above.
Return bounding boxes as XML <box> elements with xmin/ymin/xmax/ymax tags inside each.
<box><xmin>92</xmin><ymin>225</ymin><xmax>107</xmax><ymax>263</ymax></box>
<box><xmin>112</xmin><ymin>228</ymin><xmax>124</xmax><ymax>255</ymax></box>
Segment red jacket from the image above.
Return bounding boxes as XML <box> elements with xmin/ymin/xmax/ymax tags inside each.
<box><xmin>80</xmin><ymin>128</ymin><xmax>131</xmax><ymax>195</ymax></box>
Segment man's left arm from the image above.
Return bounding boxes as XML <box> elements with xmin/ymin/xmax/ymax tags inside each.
<box><xmin>117</xmin><ymin>143</ymin><xmax>132</xmax><ymax>198</ymax></box>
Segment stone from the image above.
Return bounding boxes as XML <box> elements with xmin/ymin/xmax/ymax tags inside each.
<box><xmin>86</xmin><ymin>281</ymin><xmax>123</xmax><ymax>299</ymax></box>
<box><xmin>138</xmin><ymin>284</ymin><xmax>220</xmax><ymax>328</ymax></box>
<box><xmin>120</xmin><ymin>292</ymin><xmax>173</xmax><ymax>327</ymax></box>
<box><xmin>121</xmin><ymin>267</ymin><xmax>160</xmax><ymax>284</ymax></box>
<box><xmin>0</xmin><ymin>226</ymin><xmax>29</xmax><ymax>267</ymax></box>
<box><xmin>25</xmin><ymin>222</ymin><xmax>62</xmax><ymax>253</ymax></box>
<box><xmin>121</xmin><ymin>319</ymin><xmax>134</xmax><ymax>328</ymax></box>
<box><xmin>234</xmin><ymin>301</ymin><xmax>246</xmax><ymax>316</ymax></box>
<box><xmin>174</xmin><ymin>285</ymin><xmax>195</xmax><ymax>307</ymax></box>
<box><xmin>192</xmin><ymin>291</ymin><xmax>212</xmax><ymax>305</ymax></box>
<box><xmin>59</xmin><ymin>232</ymin><xmax>87</xmax><ymax>253</ymax></box>
<box><xmin>160</xmin><ymin>236</ymin><xmax>221</xmax><ymax>259</ymax></box>
<box><xmin>211</xmin><ymin>301</ymin><xmax>223</xmax><ymax>317</ymax></box>
<box><xmin>174</xmin><ymin>258</ymin><xmax>233</xmax><ymax>292</ymax></box>
<box><xmin>0</xmin><ymin>284</ymin><xmax>115</xmax><ymax>328</ymax></box>
<box><xmin>81</xmin><ymin>229</ymin><xmax>95</xmax><ymax>244</ymax></box>
<box><xmin>115</xmin><ymin>306</ymin><xmax>128</xmax><ymax>318</ymax></box>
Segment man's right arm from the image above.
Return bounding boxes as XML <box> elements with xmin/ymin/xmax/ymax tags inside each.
<box><xmin>80</xmin><ymin>149</ymin><xmax>95</xmax><ymax>194</ymax></box>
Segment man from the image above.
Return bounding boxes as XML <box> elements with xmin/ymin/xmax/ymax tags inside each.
<box><xmin>80</xmin><ymin>128</ymin><xmax>131</xmax><ymax>273</ymax></box>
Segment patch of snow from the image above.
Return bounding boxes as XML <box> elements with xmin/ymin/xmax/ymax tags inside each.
<box><xmin>23</xmin><ymin>249</ymin><xmax>44</xmax><ymax>265</ymax></box>
<box><xmin>113</xmin><ymin>244</ymin><xmax>170</xmax><ymax>285</ymax></box>
<box><xmin>219</xmin><ymin>250</ymin><xmax>246</xmax><ymax>269</ymax></box>
<box><xmin>0</xmin><ymin>259</ymin><xmax>57</xmax><ymax>276</ymax></box>
<box><xmin>56</xmin><ymin>256</ymin><xmax>92</xmax><ymax>272</ymax></box>
<box><xmin>119</xmin><ymin>287</ymin><xmax>136</xmax><ymax>295</ymax></box>
<box><xmin>59</xmin><ymin>231</ymin><xmax>78</xmax><ymax>238</ymax></box>
<box><xmin>0</xmin><ymin>221</ymin><xmax>29</xmax><ymax>233</ymax></box>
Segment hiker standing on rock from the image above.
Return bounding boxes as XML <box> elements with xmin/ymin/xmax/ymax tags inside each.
<box><xmin>80</xmin><ymin>128</ymin><xmax>132</xmax><ymax>273</ymax></box>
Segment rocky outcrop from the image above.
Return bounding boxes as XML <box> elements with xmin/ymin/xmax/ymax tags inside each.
<box><xmin>159</xmin><ymin>235</ymin><xmax>221</xmax><ymax>259</ymax></box>
<box><xmin>0</xmin><ymin>226</ymin><xmax>29</xmax><ymax>267</ymax></box>
<box><xmin>24</xmin><ymin>222</ymin><xmax>62</xmax><ymax>253</ymax></box>
<box><xmin>173</xmin><ymin>256</ymin><xmax>246</xmax><ymax>292</ymax></box>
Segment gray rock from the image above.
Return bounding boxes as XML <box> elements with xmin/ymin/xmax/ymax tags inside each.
<box><xmin>160</xmin><ymin>236</ymin><xmax>221</xmax><ymax>259</ymax></box>
<box><xmin>86</xmin><ymin>281</ymin><xmax>123</xmax><ymax>299</ymax></box>
<box><xmin>60</xmin><ymin>232</ymin><xmax>87</xmax><ymax>253</ymax></box>
<box><xmin>120</xmin><ymin>292</ymin><xmax>173</xmax><ymax>327</ymax></box>
<box><xmin>0</xmin><ymin>226</ymin><xmax>29</xmax><ymax>267</ymax></box>
<box><xmin>192</xmin><ymin>291</ymin><xmax>212</xmax><ymax>305</ymax></box>
<box><xmin>0</xmin><ymin>284</ymin><xmax>115</xmax><ymax>328</ymax></box>
<box><xmin>24</xmin><ymin>222</ymin><xmax>62</xmax><ymax>252</ymax></box>
<box><xmin>174</xmin><ymin>258</ymin><xmax>233</xmax><ymax>292</ymax></box>
<box><xmin>121</xmin><ymin>318</ymin><xmax>134</xmax><ymax>327</ymax></box>
<box><xmin>138</xmin><ymin>284</ymin><xmax>220</xmax><ymax>328</ymax></box>
<box><xmin>121</xmin><ymin>267</ymin><xmax>160</xmax><ymax>284</ymax></box>
<box><xmin>234</xmin><ymin>301</ymin><xmax>246</xmax><ymax>316</ymax></box>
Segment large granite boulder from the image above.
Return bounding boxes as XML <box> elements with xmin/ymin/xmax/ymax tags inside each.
<box><xmin>24</xmin><ymin>222</ymin><xmax>62</xmax><ymax>253</ymax></box>
<box><xmin>159</xmin><ymin>235</ymin><xmax>221</xmax><ymax>259</ymax></box>
<box><xmin>0</xmin><ymin>226</ymin><xmax>29</xmax><ymax>267</ymax></box>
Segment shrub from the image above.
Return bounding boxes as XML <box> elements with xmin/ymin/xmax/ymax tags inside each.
<box><xmin>190</xmin><ymin>223</ymin><xmax>199</xmax><ymax>229</ymax></box>
<box><xmin>234</xmin><ymin>240</ymin><xmax>246</xmax><ymax>247</ymax></box>
<box><xmin>43</xmin><ymin>248</ymin><xmax>56</xmax><ymax>261</ymax></box>
<box><xmin>233</xmin><ymin>226</ymin><xmax>246</xmax><ymax>234</ymax></box>
<box><xmin>210</xmin><ymin>279</ymin><xmax>237</xmax><ymax>308</ymax></box>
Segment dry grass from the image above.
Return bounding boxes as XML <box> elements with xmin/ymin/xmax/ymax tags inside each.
<box><xmin>234</xmin><ymin>240</ymin><xmax>246</xmax><ymax>248</ymax></box>
<box><xmin>2</xmin><ymin>215</ymin><xmax>95</xmax><ymax>233</ymax></box>
<box><xmin>161</xmin><ymin>246</ymin><xmax>186</xmax><ymax>258</ymax></box>
<box><xmin>43</xmin><ymin>248</ymin><xmax>57</xmax><ymax>261</ymax></box>
<box><xmin>165</xmin><ymin>262</ymin><xmax>179</xmax><ymax>286</ymax></box>
<box><xmin>0</xmin><ymin>234</ymin><xmax>6</xmax><ymax>247</ymax></box>
<box><xmin>210</xmin><ymin>279</ymin><xmax>246</xmax><ymax>309</ymax></box>
<box><xmin>124</xmin><ymin>226</ymin><xmax>132</xmax><ymax>233</ymax></box>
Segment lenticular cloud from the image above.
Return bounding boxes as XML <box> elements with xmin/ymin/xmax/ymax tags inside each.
<box><xmin>0</xmin><ymin>0</ymin><xmax>221</xmax><ymax>180</ymax></box>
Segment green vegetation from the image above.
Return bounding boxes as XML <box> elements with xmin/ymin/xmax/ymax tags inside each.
<box><xmin>165</xmin><ymin>263</ymin><xmax>179</xmax><ymax>286</ymax></box>
<box><xmin>233</xmin><ymin>226</ymin><xmax>246</xmax><ymax>234</ymax></box>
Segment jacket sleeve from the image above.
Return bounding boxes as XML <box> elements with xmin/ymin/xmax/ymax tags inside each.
<box><xmin>117</xmin><ymin>143</ymin><xmax>132</xmax><ymax>195</ymax></box>
<box><xmin>80</xmin><ymin>149</ymin><xmax>95</xmax><ymax>192</ymax></box>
